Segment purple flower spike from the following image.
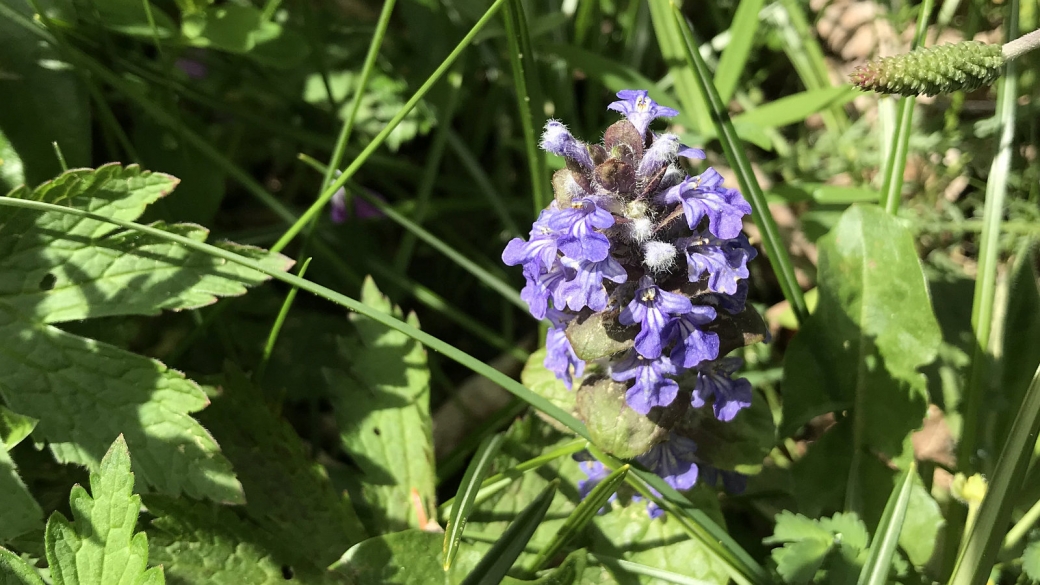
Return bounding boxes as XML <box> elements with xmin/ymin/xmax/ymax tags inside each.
<box><xmin>636</xmin><ymin>434</ymin><xmax>699</xmax><ymax>491</ymax></box>
<box><xmin>549</xmin><ymin>198</ymin><xmax>615</xmax><ymax>262</ymax></box>
<box><xmin>502</xmin><ymin>209</ymin><xmax>563</xmax><ymax>274</ymax></box>
<box><xmin>545</xmin><ymin>326</ymin><xmax>585</xmax><ymax>389</ymax></box>
<box><xmin>611</xmin><ymin>352</ymin><xmax>679</xmax><ymax>414</ymax></box>
<box><xmin>657</xmin><ymin>169</ymin><xmax>751</xmax><ymax>240</ymax></box>
<box><xmin>664</xmin><ymin>306</ymin><xmax>720</xmax><ymax>368</ymax></box>
<box><xmin>680</xmin><ymin>232</ymin><xmax>756</xmax><ymax>295</ymax></box>
<box><xmin>607</xmin><ymin>89</ymin><xmax>679</xmax><ymax>138</ymax></box>
<box><xmin>558</xmin><ymin>256</ymin><xmax>628</xmax><ymax>313</ymax></box>
<box><xmin>692</xmin><ymin>357</ymin><xmax>753</xmax><ymax>422</ymax></box>
<box><xmin>619</xmin><ymin>276</ymin><xmax>693</xmax><ymax>359</ymax></box>
<box><xmin>541</xmin><ymin>120</ymin><xmax>595</xmax><ymax>169</ymax></box>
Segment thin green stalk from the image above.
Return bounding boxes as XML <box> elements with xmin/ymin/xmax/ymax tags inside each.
<box><xmin>320</xmin><ymin>0</ymin><xmax>397</xmax><ymax>212</ymax></box>
<box><xmin>947</xmin><ymin>5</ymin><xmax>1020</xmax><ymax>576</ymax></box>
<box><xmin>959</xmin><ymin>6</ymin><xmax>1021</xmax><ymax>479</ymax></box>
<box><xmin>0</xmin><ymin>196</ymin><xmax>588</xmax><ymax>442</ymax></box>
<box><xmin>51</xmin><ymin>142</ymin><xmax>67</xmax><ymax>172</ymax></box>
<box><xmin>949</xmin><ymin>366</ymin><xmax>1040</xmax><ymax>585</ymax></box>
<box><xmin>444</xmin><ymin>433</ymin><xmax>506</xmax><ymax>570</ymax></box>
<box><xmin>502</xmin><ymin>0</ymin><xmax>549</xmax><ymax>213</ymax></box>
<box><xmin>255</xmin><ymin>257</ymin><xmax>312</xmax><ymax>385</ymax></box>
<box><xmin>879</xmin><ymin>0</ymin><xmax>935</xmax><ymax>214</ymax></box>
<box><xmin>668</xmin><ymin>4</ymin><xmax>808</xmax><ymax>324</ymax></box>
<box><xmin>857</xmin><ymin>462</ymin><xmax>917</xmax><ymax>585</ymax></box>
<box><xmin>271</xmin><ymin>0</ymin><xmax>507</xmax><ymax>254</ymax></box>
<box><xmin>1004</xmin><ymin>494</ymin><xmax>1040</xmax><ymax>550</ymax></box>
<box><xmin>393</xmin><ymin>70</ymin><xmax>463</xmax><ymax>272</ymax></box>
<box><xmin>352</xmin><ymin>189</ymin><xmax>525</xmax><ymax>311</ymax></box>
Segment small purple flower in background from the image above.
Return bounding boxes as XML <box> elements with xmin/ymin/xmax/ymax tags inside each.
<box><xmin>502</xmin><ymin>88</ymin><xmax>761</xmax><ymax>518</ymax></box>
<box><xmin>692</xmin><ymin>357</ymin><xmax>754</xmax><ymax>421</ymax></box>
<box><xmin>607</xmin><ymin>90</ymin><xmax>679</xmax><ymax>138</ymax></box>
<box><xmin>328</xmin><ymin>173</ymin><xmax>387</xmax><ymax>224</ymax></box>
<box><xmin>174</xmin><ymin>57</ymin><xmax>208</xmax><ymax>80</ymax></box>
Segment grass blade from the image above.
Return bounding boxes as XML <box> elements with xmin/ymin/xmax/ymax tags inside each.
<box><xmin>949</xmin><ymin>365</ymin><xmax>1040</xmax><ymax>585</ymax></box>
<box><xmin>255</xmin><ymin>256</ymin><xmax>312</xmax><ymax>385</ymax></box>
<box><xmin>439</xmin><ymin>438</ymin><xmax>587</xmax><ymax>517</ymax></box>
<box><xmin>714</xmin><ymin>0</ymin><xmax>766</xmax><ymax>104</ymax></box>
<box><xmin>667</xmin><ymin>4</ymin><xmax>808</xmax><ymax>324</ymax></box>
<box><xmin>444</xmin><ymin>433</ymin><xmax>507</xmax><ymax>570</ymax></box>
<box><xmin>460</xmin><ymin>480</ymin><xmax>559</xmax><ymax>585</ymax></box>
<box><xmin>527</xmin><ymin>465</ymin><xmax>629</xmax><ymax>572</ymax></box>
<box><xmin>271</xmin><ymin>0</ymin><xmax>507</xmax><ymax>253</ymax></box>
<box><xmin>502</xmin><ymin>0</ymin><xmax>549</xmax><ymax>213</ymax></box>
<box><xmin>857</xmin><ymin>462</ymin><xmax>917</xmax><ymax>585</ymax></box>
<box><xmin>590</xmin><ymin>554</ymin><xmax>720</xmax><ymax>585</ymax></box>
<box><xmin>878</xmin><ymin>0</ymin><xmax>934</xmax><ymax>214</ymax></box>
<box><xmin>647</xmin><ymin>0</ymin><xmax>711</xmax><ymax>134</ymax></box>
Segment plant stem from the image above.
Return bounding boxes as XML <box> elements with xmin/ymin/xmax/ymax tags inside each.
<box><xmin>1002</xmin><ymin>27</ymin><xmax>1040</xmax><ymax>60</ymax></box>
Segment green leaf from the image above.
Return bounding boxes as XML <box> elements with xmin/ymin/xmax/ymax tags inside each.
<box><xmin>995</xmin><ymin>244</ymin><xmax>1040</xmax><ymax>459</ymax></box>
<box><xmin>0</xmin><ymin>546</ymin><xmax>44</xmax><ymax>585</ymax></box>
<box><xmin>0</xmin><ymin>164</ymin><xmax>298</xmax><ymax>504</ymax></box>
<box><xmin>1022</xmin><ymin>539</ymin><xmax>1040</xmax><ymax>582</ymax></box>
<box><xmin>1</xmin><ymin>165</ymin><xmax>291</xmax><ymax>323</ymax></box>
<box><xmin>0</xmin><ymin>406</ymin><xmax>36</xmax><ymax>451</ymax></box>
<box><xmin>732</xmin><ymin>86</ymin><xmax>858</xmax><ymax>130</ymax></box>
<box><xmin>0</xmin><ymin>0</ymin><xmax>91</xmax><ymax>186</ymax></box>
<box><xmin>764</xmin><ymin>511</ymin><xmax>868</xmax><ymax>584</ymax></box>
<box><xmin>0</xmin><ymin>128</ymin><xmax>25</xmax><ymax>194</ymax></box>
<box><xmin>334</xmin><ymin>530</ymin><xmax>483</xmax><ymax>584</ymax></box>
<box><xmin>326</xmin><ymin>276</ymin><xmax>436</xmax><ymax>534</ymax></box>
<box><xmin>714</xmin><ymin>0</ymin><xmax>766</xmax><ymax>103</ymax></box>
<box><xmin>781</xmin><ymin>205</ymin><xmax>942</xmax><ymax>503</ymax></box>
<box><xmin>145</xmin><ymin>497</ymin><xmax>342</xmax><ymax>585</ymax></box>
<box><xmin>181</xmin><ymin>4</ymin><xmax>280</xmax><ymax>53</ymax></box>
<box><xmin>0</xmin><ymin>447</ymin><xmax>42</xmax><ymax>542</ymax></box>
<box><xmin>195</xmin><ymin>365</ymin><xmax>367</xmax><ymax>568</ymax></box>
<box><xmin>44</xmin><ymin>436</ymin><xmax>165</xmax><ymax>585</ymax></box>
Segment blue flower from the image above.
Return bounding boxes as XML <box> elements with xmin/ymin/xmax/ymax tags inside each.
<box><xmin>557</xmin><ymin>256</ymin><xmax>628</xmax><ymax>312</ymax></box>
<box><xmin>545</xmin><ymin>326</ymin><xmax>585</xmax><ymax>389</ymax></box>
<box><xmin>692</xmin><ymin>357</ymin><xmax>753</xmax><ymax>422</ymax></box>
<box><xmin>701</xmin><ymin>466</ymin><xmax>747</xmax><ymax>494</ymax></box>
<box><xmin>577</xmin><ymin>460</ymin><xmax>614</xmax><ymax>500</ymax></box>
<box><xmin>611</xmin><ymin>351</ymin><xmax>680</xmax><ymax>415</ymax></box>
<box><xmin>664</xmin><ymin>306</ymin><xmax>720</xmax><ymax>368</ymax></box>
<box><xmin>637</xmin><ymin>134</ymin><xmax>706</xmax><ymax>179</ymax></box>
<box><xmin>701</xmin><ymin>280</ymin><xmax>749</xmax><ymax>315</ymax></box>
<box><xmin>679</xmin><ymin>232</ymin><xmax>756</xmax><ymax>295</ymax></box>
<box><xmin>657</xmin><ymin>169</ymin><xmax>751</xmax><ymax>240</ymax></box>
<box><xmin>518</xmin><ymin>261</ymin><xmax>572</xmax><ymax>320</ymax></box>
<box><xmin>549</xmin><ymin>198</ymin><xmax>615</xmax><ymax>262</ymax></box>
<box><xmin>502</xmin><ymin>208</ymin><xmax>562</xmax><ymax>274</ymax></box>
<box><xmin>541</xmin><ymin>120</ymin><xmax>595</xmax><ymax>169</ymax></box>
<box><xmin>636</xmin><ymin>434</ymin><xmax>699</xmax><ymax>491</ymax></box>
<box><xmin>619</xmin><ymin>276</ymin><xmax>693</xmax><ymax>359</ymax></box>
<box><xmin>607</xmin><ymin>89</ymin><xmax>679</xmax><ymax>138</ymax></box>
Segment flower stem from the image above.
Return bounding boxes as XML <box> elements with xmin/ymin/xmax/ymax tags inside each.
<box><xmin>1002</xmin><ymin>27</ymin><xmax>1040</xmax><ymax>60</ymax></box>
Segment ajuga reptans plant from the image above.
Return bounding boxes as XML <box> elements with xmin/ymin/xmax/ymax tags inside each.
<box><xmin>503</xmin><ymin>90</ymin><xmax>764</xmax><ymax>515</ymax></box>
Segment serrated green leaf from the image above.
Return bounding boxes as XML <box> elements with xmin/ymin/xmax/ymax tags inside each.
<box><xmin>0</xmin><ymin>307</ymin><xmax>243</xmax><ymax>504</ymax></box>
<box><xmin>0</xmin><ymin>0</ymin><xmax>90</xmax><ymax>186</ymax></box>
<box><xmin>781</xmin><ymin>205</ymin><xmax>942</xmax><ymax>506</ymax></box>
<box><xmin>765</xmin><ymin>511</ymin><xmax>869</xmax><ymax>585</ymax></box>
<box><xmin>333</xmin><ymin>529</ymin><xmax>483</xmax><ymax>585</ymax></box>
<box><xmin>1</xmin><ymin>164</ymin><xmax>292</xmax><ymax>323</ymax></box>
<box><xmin>0</xmin><ymin>546</ymin><xmax>44</xmax><ymax>585</ymax></box>
<box><xmin>44</xmin><ymin>436</ymin><xmax>164</xmax><ymax>585</ymax></box>
<box><xmin>195</xmin><ymin>365</ymin><xmax>367</xmax><ymax>568</ymax></box>
<box><xmin>327</xmin><ymin>276</ymin><xmax>435</xmax><ymax>534</ymax></box>
<box><xmin>0</xmin><ymin>406</ymin><xmax>36</xmax><ymax>451</ymax></box>
<box><xmin>0</xmin><ymin>163</ymin><xmax>293</xmax><ymax>504</ymax></box>
<box><xmin>1022</xmin><ymin>539</ymin><xmax>1040</xmax><ymax>581</ymax></box>
<box><xmin>0</xmin><ymin>447</ymin><xmax>42</xmax><ymax>542</ymax></box>
<box><xmin>144</xmin><ymin>497</ymin><xmax>344</xmax><ymax>585</ymax></box>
